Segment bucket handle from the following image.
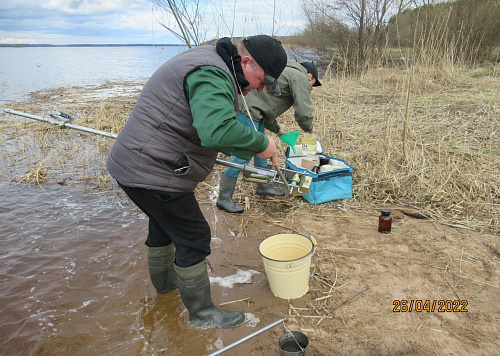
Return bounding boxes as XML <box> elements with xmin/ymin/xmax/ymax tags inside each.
<box><xmin>287</xmin><ymin>235</ymin><xmax>318</xmax><ymax>268</ymax></box>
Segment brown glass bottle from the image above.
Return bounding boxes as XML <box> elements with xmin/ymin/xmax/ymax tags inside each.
<box><xmin>378</xmin><ymin>209</ymin><xmax>392</xmax><ymax>233</ymax></box>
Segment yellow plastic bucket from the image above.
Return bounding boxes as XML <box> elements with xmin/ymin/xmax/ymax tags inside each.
<box><xmin>259</xmin><ymin>233</ymin><xmax>317</xmax><ymax>299</ymax></box>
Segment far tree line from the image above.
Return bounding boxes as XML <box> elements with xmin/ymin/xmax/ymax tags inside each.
<box><xmin>152</xmin><ymin>0</ymin><xmax>500</xmax><ymax>70</ymax></box>
<box><xmin>296</xmin><ymin>0</ymin><xmax>500</xmax><ymax>69</ymax></box>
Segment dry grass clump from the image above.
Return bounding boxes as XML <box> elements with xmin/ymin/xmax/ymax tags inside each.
<box><xmin>0</xmin><ymin>65</ymin><xmax>498</xmax><ymax>234</ymax></box>
<box><xmin>18</xmin><ymin>161</ymin><xmax>48</xmax><ymax>184</ymax></box>
<box><xmin>0</xmin><ymin>86</ymin><xmax>134</xmax><ymax>189</ymax></box>
<box><xmin>274</xmin><ymin>62</ymin><xmax>499</xmax><ymax>233</ymax></box>
<box><xmin>78</xmin><ymin>101</ymin><xmax>134</xmax><ymax>135</ymax></box>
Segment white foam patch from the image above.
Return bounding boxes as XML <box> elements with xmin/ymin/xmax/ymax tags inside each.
<box><xmin>214</xmin><ymin>338</ymin><xmax>224</xmax><ymax>350</ymax></box>
<box><xmin>244</xmin><ymin>313</ymin><xmax>260</xmax><ymax>327</ymax></box>
<box><xmin>68</xmin><ymin>299</ymin><xmax>97</xmax><ymax>312</ymax></box>
<box><xmin>208</xmin><ymin>189</ymin><xmax>218</xmax><ymax>201</ymax></box>
<box><xmin>209</xmin><ymin>269</ymin><xmax>260</xmax><ymax>288</ymax></box>
<box><xmin>211</xmin><ymin>236</ymin><xmax>222</xmax><ymax>247</ymax></box>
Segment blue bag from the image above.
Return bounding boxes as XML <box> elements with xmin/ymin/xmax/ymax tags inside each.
<box><xmin>285</xmin><ymin>143</ymin><xmax>354</xmax><ymax>205</ymax></box>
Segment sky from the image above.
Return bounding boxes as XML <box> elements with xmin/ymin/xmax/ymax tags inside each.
<box><xmin>0</xmin><ymin>0</ymin><xmax>305</xmax><ymax>45</ymax></box>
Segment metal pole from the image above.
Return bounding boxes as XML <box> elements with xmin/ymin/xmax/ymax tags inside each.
<box><xmin>207</xmin><ymin>318</ymin><xmax>285</xmax><ymax>356</ymax></box>
<box><xmin>2</xmin><ymin>109</ymin><xmax>272</xmax><ymax>176</ymax></box>
<box><xmin>214</xmin><ymin>158</ymin><xmax>276</xmax><ymax>178</ymax></box>
<box><xmin>3</xmin><ymin>108</ymin><xmax>118</xmax><ymax>139</ymax></box>
<box><xmin>2</xmin><ymin>108</ymin><xmax>301</xmax><ymax>194</ymax></box>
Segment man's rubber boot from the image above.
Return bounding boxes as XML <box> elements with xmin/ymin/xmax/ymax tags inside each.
<box><xmin>256</xmin><ymin>183</ymin><xmax>285</xmax><ymax>196</ymax></box>
<box><xmin>216</xmin><ymin>175</ymin><xmax>244</xmax><ymax>213</ymax></box>
<box><xmin>145</xmin><ymin>244</ymin><xmax>178</xmax><ymax>293</ymax></box>
<box><xmin>175</xmin><ymin>260</ymin><xmax>245</xmax><ymax>329</ymax></box>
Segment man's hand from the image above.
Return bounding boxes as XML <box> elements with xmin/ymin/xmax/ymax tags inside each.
<box><xmin>256</xmin><ymin>137</ymin><xmax>278</xmax><ymax>166</ymax></box>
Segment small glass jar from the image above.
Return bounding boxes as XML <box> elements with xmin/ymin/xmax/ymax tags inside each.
<box><xmin>378</xmin><ymin>209</ymin><xmax>392</xmax><ymax>233</ymax></box>
<box><xmin>302</xmin><ymin>133</ymin><xmax>318</xmax><ymax>155</ymax></box>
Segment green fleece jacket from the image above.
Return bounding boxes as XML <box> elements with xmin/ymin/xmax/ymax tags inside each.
<box><xmin>239</xmin><ymin>61</ymin><xmax>314</xmax><ymax>133</ymax></box>
<box><xmin>187</xmin><ymin>66</ymin><xmax>268</xmax><ymax>160</ymax></box>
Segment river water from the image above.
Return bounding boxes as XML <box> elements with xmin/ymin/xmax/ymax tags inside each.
<box><xmin>0</xmin><ymin>179</ymin><xmax>265</xmax><ymax>355</ymax></box>
<box><xmin>0</xmin><ymin>45</ymin><xmax>189</xmax><ymax>104</ymax></box>
<box><xmin>0</xmin><ymin>131</ymin><xmax>267</xmax><ymax>355</ymax></box>
<box><xmin>0</xmin><ymin>45</ymin><xmax>275</xmax><ymax>355</ymax></box>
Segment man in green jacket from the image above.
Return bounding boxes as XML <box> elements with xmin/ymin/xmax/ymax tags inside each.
<box><xmin>216</xmin><ymin>61</ymin><xmax>322</xmax><ymax>213</ymax></box>
<box><xmin>107</xmin><ymin>35</ymin><xmax>287</xmax><ymax>329</ymax></box>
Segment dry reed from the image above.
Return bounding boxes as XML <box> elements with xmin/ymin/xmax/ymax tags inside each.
<box><xmin>0</xmin><ymin>65</ymin><xmax>498</xmax><ymax>234</ymax></box>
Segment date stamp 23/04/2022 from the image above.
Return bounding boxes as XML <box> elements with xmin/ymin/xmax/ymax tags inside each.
<box><xmin>393</xmin><ymin>300</ymin><xmax>468</xmax><ymax>313</ymax></box>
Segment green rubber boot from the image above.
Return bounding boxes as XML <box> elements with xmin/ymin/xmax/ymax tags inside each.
<box><xmin>175</xmin><ymin>260</ymin><xmax>245</xmax><ymax>329</ymax></box>
<box><xmin>145</xmin><ymin>244</ymin><xmax>178</xmax><ymax>293</ymax></box>
<box><xmin>256</xmin><ymin>183</ymin><xmax>285</xmax><ymax>196</ymax></box>
<box><xmin>216</xmin><ymin>175</ymin><xmax>244</xmax><ymax>213</ymax></box>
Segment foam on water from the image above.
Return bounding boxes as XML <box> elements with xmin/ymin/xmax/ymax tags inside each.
<box><xmin>209</xmin><ymin>269</ymin><xmax>260</xmax><ymax>288</ymax></box>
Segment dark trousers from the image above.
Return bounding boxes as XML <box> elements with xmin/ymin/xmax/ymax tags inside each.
<box><xmin>118</xmin><ymin>183</ymin><xmax>211</xmax><ymax>268</ymax></box>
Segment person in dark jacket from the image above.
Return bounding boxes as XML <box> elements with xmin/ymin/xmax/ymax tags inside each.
<box><xmin>106</xmin><ymin>35</ymin><xmax>287</xmax><ymax>329</ymax></box>
<box><xmin>216</xmin><ymin>61</ymin><xmax>322</xmax><ymax>213</ymax></box>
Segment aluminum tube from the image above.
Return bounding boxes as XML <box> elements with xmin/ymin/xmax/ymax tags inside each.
<box><xmin>3</xmin><ymin>109</ymin><xmax>118</xmax><ymax>139</ymax></box>
<box><xmin>215</xmin><ymin>158</ymin><xmax>276</xmax><ymax>178</ymax></box>
<box><xmin>207</xmin><ymin>318</ymin><xmax>285</xmax><ymax>356</ymax></box>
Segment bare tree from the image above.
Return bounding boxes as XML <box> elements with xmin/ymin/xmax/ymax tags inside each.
<box><xmin>151</xmin><ymin>0</ymin><xmax>210</xmax><ymax>47</ymax></box>
<box><xmin>263</xmin><ymin>0</ymin><xmax>295</xmax><ymax>36</ymax></box>
<box><xmin>214</xmin><ymin>0</ymin><xmax>238</xmax><ymax>39</ymax></box>
<box><xmin>301</xmin><ymin>0</ymin><xmax>349</xmax><ymax>53</ymax></box>
<box><xmin>391</xmin><ymin>0</ymin><xmax>500</xmax><ymax>63</ymax></box>
<box><xmin>303</xmin><ymin>0</ymin><xmax>411</xmax><ymax>66</ymax></box>
<box><xmin>332</xmin><ymin>0</ymin><xmax>403</xmax><ymax>63</ymax></box>
<box><xmin>410</xmin><ymin>0</ymin><xmax>441</xmax><ymax>6</ymax></box>
<box><xmin>152</xmin><ymin>0</ymin><xmax>299</xmax><ymax>48</ymax></box>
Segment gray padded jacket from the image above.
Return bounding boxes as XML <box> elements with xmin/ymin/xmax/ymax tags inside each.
<box><xmin>106</xmin><ymin>45</ymin><xmax>238</xmax><ymax>192</ymax></box>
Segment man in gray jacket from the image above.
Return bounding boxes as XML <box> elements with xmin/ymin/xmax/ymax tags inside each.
<box><xmin>217</xmin><ymin>61</ymin><xmax>321</xmax><ymax>213</ymax></box>
<box><xmin>106</xmin><ymin>35</ymin><xmax>287</xmax><ymax>329</ymax></box>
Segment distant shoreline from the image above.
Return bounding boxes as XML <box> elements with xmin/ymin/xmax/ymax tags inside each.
<box><xmin>0</xmin><ymin>43</ymin><xmax>187</xmax><ymax>48</ymax></box>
